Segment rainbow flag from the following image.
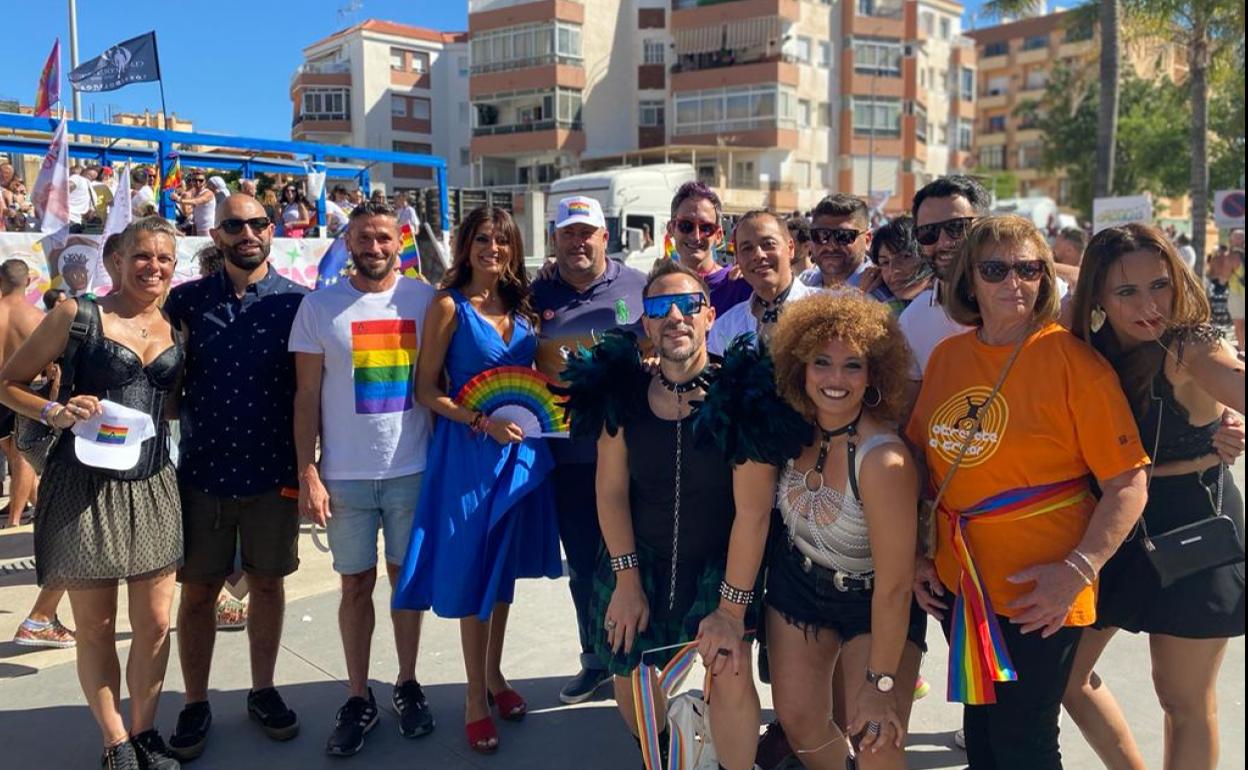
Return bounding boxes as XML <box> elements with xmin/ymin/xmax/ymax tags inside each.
<box><xmin>663</xmin><ymin>232</ymin><xmax>678</xmax><ymax>262</ymax></box>
<box><xmin>351</xmin><ymin>319</ymin><xmax>417</xmax><ymax>414</ymax></box>
<box><xmin>399</xmin><ymin>223</ymin><xmax>421</xmax><ymax>278</ymax></box>
<box><xmin>34</xmin><ymin>39</ymin><xmax>60</xmax><ymax>118</ymax></box>
<box><xmin>96</xmin><ymin>423</ymin><xmax>129</xmax><ymax>445</ymax></box>
<box><xmin>162</xmin><ymin>154</ymin><xmax>181</xmax><ymax>191</ymax></box>
<box><xmin>946</xmin><ymin>476</ymin><xmax>1092</xmax><ymax>704</ymax></box>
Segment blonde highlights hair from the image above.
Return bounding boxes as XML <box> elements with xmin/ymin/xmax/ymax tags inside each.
<box><xmin>943</xmin><ymin>214</ymin><xmax>1060</xmax><ymax>328</ymax></box>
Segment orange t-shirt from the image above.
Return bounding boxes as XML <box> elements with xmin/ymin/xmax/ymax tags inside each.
<box><xmin>905</xmin><ymin>323</ymin><xmax>1149</xmax><ymax>626</ymax></box>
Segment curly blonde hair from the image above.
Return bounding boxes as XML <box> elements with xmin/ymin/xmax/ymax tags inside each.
<box><xmin>771</xmin><ymin>292</ymin><xmax>911</xmax><ymax>423</ymax></box>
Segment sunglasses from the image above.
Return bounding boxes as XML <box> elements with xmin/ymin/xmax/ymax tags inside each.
<box><xmin>809</xmin><ymin>227</ymin><xmax>862</xmax><ymax>246</ymax></box>
<box><xmin>975</xmin><ymin>259</ymin><xmax>1046</xmax><ymax>283</ymax></box>
<box><xmin>788</xmin><ymin>228</ymin><xmax>810</xmax><ymax>243</ymax></box>
<box><xmin>673</xmin><ymin>219</ymin><xmax>718</xmax><ymax>238</ymax></box>
<box><xmin>643</xmin><ymin>292</ymin><xmax>706</xmax><ymax>319</ymax></box>
<box><xmin>915</xmin><ymin>217</ymin><xmax>975</xmax><ymax>246</ymax></box>
<box><xmin>188</xmin><ymin>177</ymin><xmax>206</xmax><ymax>184</ymax></box>
<box><xmin>218</xmin><ymin>217</ymin><xmax>272</xmax><ymax>235</ymax></box>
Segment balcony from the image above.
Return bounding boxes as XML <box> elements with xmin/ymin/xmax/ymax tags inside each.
<box><xmin>978</xmin><ymin>53</ymin><xmax>1009</xmax><ymax>70</ymax></box>
<box><xmin>291</xmin><ymin>113</ymin><xmax>351</xmax><ymax>135</ymax></box>
<box><xmin>469</xmin><ymin>0</ymin><xmax>584</xmax><ymax>33</ymax></box>
<box><xmin>670</xmin><ymin>0</ymin><xmax>799</xmax><ymax>29</ymax></box>
<box><xmin>470</xmin><ymin>125</ymin><xmax>585</xmax><ymax>156</ymax></box>
<box><xmin>978</xmin><ymin>90</ymin><xmax>1008</xmax><ymax>109</ymax></box>
<box><xmin>1016</xmin><ymin>45</ymin><xmax>1050</xmax><ymax>65</ymax></box>
<box><xmin>470</xmin><ymin>63</ymin><xmax>586</xmax><ymax>98</ymax></box>
<box><xmin>1058</xmin><ymin>38</ymin><xmax>1094</xmax><ymax>58</ymax></box>
<box><xmin>289</xmin><ymin>61</ymin><xmax>351</xmax><ymax>94</ymax></box>
<box><xmin>1017</xmin><ymin>87</ymin><xmax>1046</xmax><ymax>103</ymax></box>
<box><xmin>671</xmin><ymin>56</ymin><xmax>799</xmax><ymax>91</ymax></box>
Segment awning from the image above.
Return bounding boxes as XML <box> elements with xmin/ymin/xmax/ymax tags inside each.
<box><xmin>725</xmin><ymin>16</ymin><xmax>782</xmax><ymax>50</ymax></box>
<box><xmin>674</xmin><ymin>25</ymin><xmax>723</xmax><ymax>55</ymax></box>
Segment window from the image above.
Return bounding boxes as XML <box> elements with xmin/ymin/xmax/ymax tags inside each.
<box><xmin>798</xmin><ymin>99</ymin><xmax>812</xmax><ymax>126</ymax></box>
<box><xmin>851</xmin><ymin>97</ymin><xmax>902</xmax><ymax>136</ymax></box>
<box><xmin>980</xmin><ymin>145</ymin><xmax>1005</xmax><ymax>170</ymax></box>
<box><xmin>672</xmin><ymin>84</ymin><xmax>797</xmax><ymax>136</ymax></box>
<box><xmin>853</xmin><ymin>39</ymin><xmax>903</xmax><ymax>76</ymax></box>
<box><xmin>817</xmin><ymin>101</ymin><xmax>831</xmax><ymax>128</ymax></box>
<box><xmin>1017</xmin><ymin>141</ymin><xmax>1043</xmax><ymax>169</ymax></box>
<box><xmin>301</xmin><ymin>88</ymin><xmax>350</xmax><ymax>120</ymax></box>
<box><xmin>921</xmin><ymin>11</ymin><xmax>934</xmax><ymax>35</ymax></box>
<box><xmin>1025</xmin><ymin>69</ymin><xmax>1047</xmax><ymax>90</ymax></box>
<box><xmin>818</xmin><ymin>163</ymin><xmax>831</xmax><ymax>187</ymax></box>
<box><xmin>460</xmin><ymin>148</ymin><xmax>471</xmax><ymax>166</ymax></box>
<box><xmin>796</xmin><ymin>36</ymin><xmax>812</xmax><ymax>64</ymax></box>
<box><xmin>987</xmin><ymin>115</ymin><xmax>1007</xmax><ymax>133</ymax></box>
<box><xmin>411</xmin><ymin>52</ymin><xmax>429</xmax><ymax>73</ymax></box>
<box><xmin>391</xmin><ymin>94</ymin><xmax>407</xmax><ymax>117</ymax></box>
<box><xmin>819</xmin><ymin>41</ymin><xmax>833</xmax><ymax>67</ymax></box>
<box><xmin>472</xmin><ymin>87</ymin><xmax>583</xmax><ymax>134</ymax></box>
<box><xmin>985</xmin><ymin>75</ymin><xmax>1010</xmax><ymax>96</ymax></box>
<box><xmin>411</xmin><ymin>97</ymin><xmax>431</xmax><ymax>120</ymax></box>
<box><xmin>1022</xmin><ymin>34</ymin><xmax>1049</xmax><ymax>51</ymax></box>
<box><xmin>939</xmin><ymin>18</ymin><xmax>951</xmax><ymax>40</ymax></box>
<box><xmin>639</xmin><ymin>100</ymin><xmax>665</xmax><ymax>126</ymax></box>
<box><xmin>458</xmin><ymin>56</ymin><xmax>469</xmax><ymax>77</ymax></box>
<box><xmin>390</xmin><ymin>48</ymin><xmax>429</xmax><ymax>73</ymax></box>
<box><xmin>957</xmin><ymin>119</ymin><xmax>973</xmax><ymax>151</ymax></box>
<box><xmin>470</xmin><ymin>21</ymin><xmax>583</xmax><ymax>73</ymax></box>
<box><xmin>914</xmin><ymin>103</ymin><xmax>927</xmax><ymax>142</ymax></box>
<box><xmin>984</xmin><ymin>41</ymin><xmax>1009</xmax><ymax>58</ymax></box>
<box><xmin>794</xmin><ymin>161</ymin><xmax>811</xmax><ymax>188</ymax></box>
<box><xmin>643</xmin><ymin>40</ymin><xmax>665</xmax><ymax>65</ymax></box>
<box><xmin>960</xmin><ymin>67</ymin><xmax>975</xmax><ymax>100</ymax></box>
<box><xmin>732</xmin><ymin>160</ymin><xmax>756</xmax><ymax>188</ymax></box>
<box><xmin>390</xmin><ymin>49</ymin><xmax>404</xmax><ymax>70</ymax></box>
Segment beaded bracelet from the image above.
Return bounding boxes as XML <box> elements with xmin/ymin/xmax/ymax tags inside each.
<box><xmin>469</xmin><ymin>411</ymin><xmax>489</xmax><ymax>435</ymax></box>
<box><xmin>608</xmin><ymin>552</ymin><xmax>639</xmax><ymax>572</ymax></box>
<box><xmin>718</xmin><ymin>580</ymin><xmax>755</xmax><ymax>606</ymax></box>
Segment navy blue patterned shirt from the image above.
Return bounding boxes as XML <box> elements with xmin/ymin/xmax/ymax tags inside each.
<box><xmin>165</xmin><ymin>265</ymin><xmax>308</xmax><ymax>497</ymax></box>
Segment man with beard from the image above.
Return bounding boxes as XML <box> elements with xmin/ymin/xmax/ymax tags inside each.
<box><xmin>799</xmin><ymin>194</ymin><xmax>872</xmax><ymax>289</ymax></box>
<box><xmin>163</xmin><ymin>194</ymin><xmax>308</xmax><ymax>761</ymax></box>
<box><xmin>708</xmin><ymin>210</ymin><xmax>822</xmax><ymax>356</ymax></box>
<box><xmin>666</xmin><ymin>181</ymin><xmax>752</xmax><ymax>316</ymax></box>
<box><xmin>290</xmin><ymin>202</ymin><xmax>436</xmax><ymax>756</ymax></box>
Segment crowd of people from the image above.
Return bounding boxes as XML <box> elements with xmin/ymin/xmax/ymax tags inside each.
<box><xmin>0</xmin><ymin>172</ymin><xmax>1243</xmax><ymax>770</ymax></box>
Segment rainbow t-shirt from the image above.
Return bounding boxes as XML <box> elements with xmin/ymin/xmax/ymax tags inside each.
<box><xmin>351</xmin><ymin>319</ymin><xmax>417</xmax><ymax>414</ymax></box>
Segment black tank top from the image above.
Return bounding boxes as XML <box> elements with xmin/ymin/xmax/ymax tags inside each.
<box><xmin>1138</xmin><ymin>363</ymin><xmax>1219</xmax><ymax>465</ymax></box>
<box><xmin>626</xmin><ymin>404</ymin><xmax>735</xmax><ymax>564</ymax></box>
<box><xmin>51</xmin><ymin>298</ymin><xmax>184</xmax><ymax>480</ymax></box>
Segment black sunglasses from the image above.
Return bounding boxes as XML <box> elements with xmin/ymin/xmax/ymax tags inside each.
<box><xmin>787</xmin><ymin>227</ymin><xmax>810</xmax><ymax>243</ymax></box>
<box><xmin>915</xmin><ymin>217</ymin><xmax>975</xmax><ymax>246</ymax></box>
<box><xmin>809</xmin><ymin>227</ymin><xmax>862</xmax><ymax>246</ymax></box>
<box><xmin>673</xmin><ymin>218</ymin><xmax>718</xmax><ymax>238</ymax></box>
<box><xmin>219</xmin><ymin>217</ymin><xmax>272</xmax><ymax>235</ymax></box>
<box><xmin>975</xmin><ymin>259</ymin><xmax>1046</xmax><ymax>283</ymax></box>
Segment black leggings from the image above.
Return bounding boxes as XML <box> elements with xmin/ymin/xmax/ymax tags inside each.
<box><xmin>941</xmin><ymin>610</ymin><xmax>1082</xmax><ymax>770</ymax></box>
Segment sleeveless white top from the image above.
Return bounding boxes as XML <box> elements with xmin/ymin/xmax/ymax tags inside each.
<box><xmin>192</xmin><ymin>197</ymin><xmax>216</xmax><ymax>235</ymax></box>
<box><xmin>776</xmin><ymin>433</ymin><xmax>903</xmax><ymax>575</ymax></box>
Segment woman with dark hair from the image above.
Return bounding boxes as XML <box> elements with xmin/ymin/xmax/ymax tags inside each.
<box><xmin>1062</xmin><ymin>223</ymin><xmax>1244</xmax><ymax>770</ymax></box>
<box><xmin>867</xmin><ymin>217</ymin><xmax>933</xmax><ymax>316</ymax></box>
<box><xmin>766</xmin><ymin>292</ymin><xmax>925</xmax><ymax>769</ymax></box>
<box><xmin>277</xmin><ymin>183</ymin><xmax>311</xmax><ymax>238</ymax></box>
<box><xmin>0</xmin><ymin>217</ymin><xmax>185</xmax><ymax>770</ymax></box>
<box><xmin>393</xmin><ymin>206</ymin><xmax>561</xmax><ymax>755</ymax></box>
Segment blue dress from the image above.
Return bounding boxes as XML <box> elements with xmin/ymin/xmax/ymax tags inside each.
<box><xmin>393</xmin><ymin>289</ymin><xmax>562</xmax><ymax>620</ymax></box>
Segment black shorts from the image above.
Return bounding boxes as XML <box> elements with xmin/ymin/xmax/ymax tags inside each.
<box><xmin>177</xmin><ymin>484</ymin><xmax>300</xmax><ymax>583</ymax></box>
<box><xmin>765</xmin><ymin>534</ymin><xmax>927</xmax><ymax>651</ymax></box>
<box><xmin>0</xmin><ymin>404</ymin><xmax>14</xmax><ymax>441</ymax></box>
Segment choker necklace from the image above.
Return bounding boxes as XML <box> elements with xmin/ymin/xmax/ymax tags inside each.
<box><xmin>658</xmin><ymin>370</ymin><xmax>707</xmax><ymax>394</ymax></box>
<box><xmin>810</xmin><ymin>408</ymin><xmax>863</xmax><ymax>483</ymax></box>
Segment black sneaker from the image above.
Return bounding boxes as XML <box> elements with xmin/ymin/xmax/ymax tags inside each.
<box><xmin>558</xmin><ymin>666</ymin><xmax>610</xmax><ymax>704</ymax></box>
<box><xmin>247</xmin><ymin>687</ymin><xmax>300</xmax><ymax>741</ymax></box>
<box><xmin>130</xmin><ymin>730</ymin><xmax>181</xmax><ymax>770</ymax></box>
<box><xmin>392</xmin><ymin>680</ymin><xmax>435</xmax><ymax>738</ymax></box>
<box><xmin>168</xmin><ymin>701</ymin><xmax>211</xmax><ymax>761</ymax></box>
<box><xmin>326</xmin><ymin>689</ymin><xmax>380</xmax><ymax>757</ymax></box>
<box><xmin>100</xmin><ymin>742</ymin><xmax>140</xmax><ymax>770</ymax></box>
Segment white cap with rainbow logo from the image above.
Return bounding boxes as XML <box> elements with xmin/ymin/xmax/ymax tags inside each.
<box><xmin>70</xmin><ymin>399</ymin><xmax>157</xmax><ymax>471</ymax></box>
<box><xmin>555</xmin><ymin>195</ymin><xmax>606</xmax><ymax>230</ymax></box>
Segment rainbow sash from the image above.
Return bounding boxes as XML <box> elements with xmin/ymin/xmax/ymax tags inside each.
<box><xmin>945</xmin><ymin>477</ymin><xmax>1092</xmax><ymax>704</ymax></box>
<box><xmin>633</xmin><ymin>640</ymin><xmax>703</xmax><ymax>770</ymax></box>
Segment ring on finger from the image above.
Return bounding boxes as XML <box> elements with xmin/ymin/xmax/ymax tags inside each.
<box><xmin>604</xmin><ymin>619</ymin><xmax>617</xmax><ymax>630</ymax></box>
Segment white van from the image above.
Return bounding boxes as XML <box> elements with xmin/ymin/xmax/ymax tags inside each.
<box><xmin>992</xmin><ymin>196</ymin><xmax>1078</xmax><ymax>231</ymax></box>
<box><xmin>546</xmin><ymin>163</ymin><xmax>695</xmax><ymax>271</ymax></box>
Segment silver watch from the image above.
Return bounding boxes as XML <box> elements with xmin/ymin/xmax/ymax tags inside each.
<box><xmin>866</xmin><ymin>669</ymin><xmax>895</xmax><ymax>693</ymax></box>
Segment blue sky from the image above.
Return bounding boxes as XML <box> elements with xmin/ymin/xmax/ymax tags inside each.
<box><xmin>6</xmin><ymin>0</ymin><xmax>1002</xmax><ymax>142</ymax></box>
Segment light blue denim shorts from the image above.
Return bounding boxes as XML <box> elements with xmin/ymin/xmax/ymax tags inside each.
<box><xmin>323</xmin><ymin>472</ymin><xmax>422</xmax><ymax>575</ymax></box>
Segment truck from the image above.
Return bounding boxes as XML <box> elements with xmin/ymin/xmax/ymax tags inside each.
<box><xmin>992</xmin><ymin>195</ymin><xmax>1078</xmax><ymax>232</ymax></box>
<box><xmin>545</xmin><ymin>163</ymin><xmax>696</xmax><ymax>271</ymax></box>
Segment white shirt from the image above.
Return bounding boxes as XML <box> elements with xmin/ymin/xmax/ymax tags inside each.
<box><xmin>131</xmin><ymin>185</ymin><xmax>156</xmax><ymax>214</ymax></box>
<box><xmin>67</xmin><ymin>174</ymin><xmax>91</xmax><ymax>223</ymax></box>
<box><xmin>398</xmin><ymin>205</ymin><xmax>420</xmax><ymax>230</ymax></box>
<box><xmin>287</xmin><ymin>276</ymin><xmax>435</xmax><ymax>480</ymax></box>
<box><xmin>325</xmin><ymin>199</ymin><xmax>350</xmax><ymax>234</ymax></box>
<box><xmin>799</xmin><ymin>259</ymin><xmax>869</xmax><ymax>289</ymax></box>
<box><xmin>708</xmin><ymin>279</ymin><xmax>822</xmax><ymax>356</ymax></box>
<box><xmin>192</xmin><ymin>196</ymin><xmax>216</xmax><ymax>236</ymax></box>
<box><xmin>1179</xmin><ymin>244</ymin><xmax>1197</xmax><ymax>270</ymax></box>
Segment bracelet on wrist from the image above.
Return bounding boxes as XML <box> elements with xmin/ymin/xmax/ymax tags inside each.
<box><xmin>608</xmin><ymin>552</ymin><xmax>639</xmax><ymax>572</ymax></box>
<box><xmin>39</xmin><ymin>401</ymin><xmax>59</xmax><ymax>426</ymax></box>
<box><xmin>718</xmin><ymin>580</ymin><xmax>755</xmax><ymax>606</ymax></box>
<box><xmin>469</xmin><ymin>411</ymin><xmax>488</xmax><ymax>434</ymax></box>
<box><xmin>1069</xmin><ymin>549</ymin><xmax>1097</xmax><ymax>577</ymax></box>
<box><xmin>1062</xmin><ymin>558</ymin><xmax>1094</xmax><ymax>586</ymax></box>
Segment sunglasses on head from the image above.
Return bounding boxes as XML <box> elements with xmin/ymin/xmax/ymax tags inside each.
<box><xmin>915</xmin><ymin>216</ymin><xmax>975</xmax><ymax>246</ymax></box>
<box><xmin>975</xmin><ymin>259</ymin><xmax>1046</xmax><ymax>283</ymax></box>
<box><xmin>809</xmin><ymin>227</ymin><xmax>862</xmax><ymax>246</ymax></box>
<box><xmin>643</xmin><ymin>292</ymin><xmax>706</xmax><ymax>319</ymax></box>
<box><xmin>673</xmin><ymin>219</ymin><xmax>718</xmax><ymax>238</ymax></box>
<box><xmin>219</xmin><ymin>217</ymin><xmax>272</xmax><ymax>235</ymax></box>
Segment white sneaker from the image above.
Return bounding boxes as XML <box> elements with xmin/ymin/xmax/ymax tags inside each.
<box><xmin>954</xmin><ymin>728</ymin><xmax>966</xmax><ymax>749</ymax></box>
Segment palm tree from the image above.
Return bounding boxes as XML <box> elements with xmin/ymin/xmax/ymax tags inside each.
<box><xmin>984</xmin><ymin>0</ymin><xmax>1119</xmax><ymax>199</ymax></box>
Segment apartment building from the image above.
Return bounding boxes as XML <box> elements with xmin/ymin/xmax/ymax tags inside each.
<box><xmin>290</xmin><ymin>20</ymin><xmax>473</xmax><ymax>191</ymax></box>
<box><xmin>467</xmin><ymin>0</ymin><xmax>975</xmax><ymax>214</ymax></box>
<box><xmin>967</xmin><ymin>10</ymin><xmax>1186</xmax><ymax>210</ymax></box>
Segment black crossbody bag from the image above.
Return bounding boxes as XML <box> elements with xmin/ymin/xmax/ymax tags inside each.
<box><xmin>14</xmin><ymin>298</ymin><xmax>94</xmax><ymax>474</ymax></box>
<box><xmin>1137</xmin><ymin>386</ymin><xmax>1244</xmax><ymax>588</ymax></box>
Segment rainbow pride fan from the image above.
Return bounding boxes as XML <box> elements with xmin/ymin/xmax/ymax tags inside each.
<box><xmin>455</xmin><ymin>366</ymin><xmax>570</xmax><ymax>438</ymax></box>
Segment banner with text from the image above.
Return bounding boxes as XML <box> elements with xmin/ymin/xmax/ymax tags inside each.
<box><xmin>1092</xmin><ymin>195</ymin><xmax>1153</xmax><ymax>234</ymax></box>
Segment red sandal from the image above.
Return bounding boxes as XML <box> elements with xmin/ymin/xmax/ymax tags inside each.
<box><xmin>465</xmin><ymin>716</ymin><xmax>499</xmax><ymax>754</ymax></box>
<box><xmin>487</xmin><ymin>689</ymin><xmax>527</xmax><ymax>722</ymax></box>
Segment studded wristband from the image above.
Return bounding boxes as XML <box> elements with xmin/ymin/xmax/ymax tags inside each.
<box><xmin>609</xmin><ymin>552</ymin><xmax>639</xmax><ymax>572</ymax></box>
<box><xmin>719</xmin><ymin>580</ymin><xmax>755</xmax><ymax>606</ymax></box>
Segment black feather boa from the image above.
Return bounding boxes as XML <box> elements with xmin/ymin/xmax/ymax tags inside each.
<box><xmin>551</xmin><ymin>329</ymin><xmax>649</xmax><ymax>441</ymax></box>
<box><xmin>693</xmin><ymin>334</ymin><xmax>809</xmax><ymax>466</ymax></box>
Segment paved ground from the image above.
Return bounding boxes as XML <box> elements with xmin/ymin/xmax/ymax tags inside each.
<box><xmin>0</xmin><ymin>463</ymin><xmax>1243</xmax><ymax>769</ymax></box>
